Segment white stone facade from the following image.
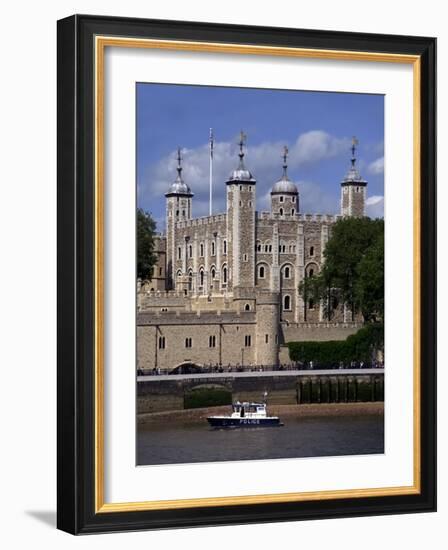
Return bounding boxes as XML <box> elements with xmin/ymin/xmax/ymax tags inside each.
<box><xmin>137</xmin><ymin>140</ymin><xmax>366</xmax><ymax>372</ymax></box>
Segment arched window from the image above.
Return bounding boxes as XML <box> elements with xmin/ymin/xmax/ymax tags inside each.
<box><xmin>223</xmin><ymin>240</ymin><xmax>227</xmax><ymax>254</ymax></box>
<box><xmin>308</xmin><ymin>298</ymin><xmax>314</xmax><ymax>310</ymax></box>
<box><xmin>283</xmin><ymin>295</ymin><xmax>291</xmax><ymax>311</ymax></box>
<box><xmin>176</xmin><ymin>269</ymin><xmax>182</xmax><ymax>278</ymax></box>
<box><xmin>291</xmin><ymin>209</ymin><xmax>295</xmax><ymax>215</ymax></box>
<box><xmin>279</xmin><ymin>208</ymin><xmax>284</xmax><ymax>216</ymax></box>
<box><xmin>211</xmin><ymin>241</ymin><xmax>215</xmax><ymax>256</ymax></box>
<box><xmin>292</xmin><ymin>196</ymin><xmax>296</xmax><ymax>203</ymax></box>
<box><xmin>188</xmin><ymin>271</ymin><xmax>193</xmax><ymax>290</ymax></box>
<box><xmin>309</xmin><ymin>268</ymin><xmax>314</xmax><ymax>278</ymax></box>
<box><xmin>310</xmin><ymin>246</ymin><xmax>314</xmax><ymax>257</ymax></box>
<box><xmin>200</xmin><ymin>243</ymin><xmax>204</xmax><ymax>257</ymax></box>
<box><xmin>188</xmin><ymin>245</ymin><xmax>192</xmax><ymax>258</ymax></box>
<box><xmin>258</xmin><ymin>265</ymin><xmax>265</xmax><ymax>279</ymax></box>
<box><xmin>177</xmin><ymin>247</ymin><xmax>182</xmax><ymax>260</ymax></box>
<box><xmin>256</xmin><ymin>242</ymin><xmax>262</xmax><ymax>252</ymax></box>
<box><xmin>279</xmin><ymin>196</ymin><xmax>284</xmax><ymax>203</ymax></box>
<box><xmin>211</xmin><ymin>267</ymin><xmax>216</xmax><ymax>279</ymax></box>
<box><xmin>284</xmin><ymin>266</ymin><xmax>290</xmax><ymax>279</ymax></box>
<box><xmin>244</xmin><ymin>303</ymin><xmax>250</xmax><ymax>311</ymax></box>
<box><xmin>222</xmin><ymin>265</ymin><xmax>227</xmax><ymax>284</ymax></box>
<box><xmin>199</xmin><ymin>269</ymin><xmax>204</xmax><ymax>287</ymax></box>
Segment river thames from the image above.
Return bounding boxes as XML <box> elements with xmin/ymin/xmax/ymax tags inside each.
<box><xmin>137</xmin><ymin>408</ymin><xmax>384</xmax><ymax>466</ymax></box>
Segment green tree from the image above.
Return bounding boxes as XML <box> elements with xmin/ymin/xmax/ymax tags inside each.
<box><xmin>355</xmin><ymin>231</ymin><xmax>384</xmax><ymax>322</ymax></box>
<box><xmin>300</xmin><ymin>217</ymin><xmax>384</xmax><ymax>322</ymax></box>
<box><xmin>137</xmin><ymin>208</ymin><xmax>157</xmax><ymax>281</ymax></box>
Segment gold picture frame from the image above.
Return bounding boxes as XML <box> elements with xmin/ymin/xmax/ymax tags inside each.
<box><xmin>58</xmin><ymin>15</ymin><xmax>436</xmax><ymax>534</ymax></box>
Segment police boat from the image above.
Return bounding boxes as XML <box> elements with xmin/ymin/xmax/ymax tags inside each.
<box><xmin>207</xmin><ymin>397</ymin><xmax>283</xmax><ymax>428</ymax></box>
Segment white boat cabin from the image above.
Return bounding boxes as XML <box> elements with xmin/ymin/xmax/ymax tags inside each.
<box><xmin>231</xmin><ymin>402</ymin><xmax>267</xmax><ymax>418</ymax></box>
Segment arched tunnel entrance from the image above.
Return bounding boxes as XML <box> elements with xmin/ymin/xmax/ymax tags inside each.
<box><xmin>170</xmin><ymin>362</ymin><xmax>203</xmax><ymax>375</ymax></box>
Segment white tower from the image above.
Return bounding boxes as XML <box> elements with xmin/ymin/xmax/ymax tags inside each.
<box><xmin>165</xmin><ymin>148</ymin><xmax>193</xmax><ymax>289</ymax></box>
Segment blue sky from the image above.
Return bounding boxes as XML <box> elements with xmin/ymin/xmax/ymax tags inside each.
<box><xmin>137</xmin><ymin>83</ymin><xmax>384</xmax><ymax>232</ymax></box>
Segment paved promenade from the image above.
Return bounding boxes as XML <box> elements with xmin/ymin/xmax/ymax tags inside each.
<box><xmin>138</xmin><ymin>368</ymin><xmax>384</xmax><ymax>382</ymax></box>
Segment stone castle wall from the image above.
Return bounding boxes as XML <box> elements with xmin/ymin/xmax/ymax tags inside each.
<box><xmin>138</xmin><ymin>146</ymin><xmax>368</xmax><ymax>373</ymax></box>
<box><xmin>137</xmin><ymin>311</ymin><xmax>257</xmax><ymax>371</ymax></box>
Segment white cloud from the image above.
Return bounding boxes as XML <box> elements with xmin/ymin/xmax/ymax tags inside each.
<box><xmin>366</xmin><ymin>195</ymin><xmax>384</xmax><ymax>218</ymax></box>
<box><xmin>291</xmin><ymin>131</ymin><xmax>349</xmax><ymax>166</ymax></box>
<box><xmin>368</xmin><ymin>156</ymin><xmax>384</xmax><ymax>175</ymax></box>
<box><xmin>139</xmin><ymin>130</ymin><xmax>352</xmax><ymax>229</ymax></box>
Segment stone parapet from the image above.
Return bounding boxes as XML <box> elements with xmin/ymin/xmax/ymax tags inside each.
<box><xmin>257</xmin><ymin>212</ymin><xmax>342</xmax><ymax>223</ymax></box>
<box><xmin>176</xmin><ymin>213</ymin><xmax>227</xmax><ymax>229</ymax></box>
<box><xmin>138</xmin><ymin>310</ymin><xmax>256</xmax><ymax>326</ymax></box>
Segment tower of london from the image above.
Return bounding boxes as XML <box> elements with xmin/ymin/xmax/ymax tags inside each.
<box><xmin>137</xmin><ymin>134</ymin><xmax>367</xmax><ymax>373</ymax></box>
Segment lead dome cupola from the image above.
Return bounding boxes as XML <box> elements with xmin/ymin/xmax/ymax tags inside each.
<box><xmin>341</xmin><ymin>137</ymin><xmax>367</xmax><ymax>187</ymax></box>
<box><xmin>226</xmin><ymin>131</ymin><xmax>256</xmax><ymax>184</ymax></box>
<box><xmin>270</xmin><ymin>146</ymin><xmax>298</xmax><ymax>195</ymax></box>
<box><xmin>165</xmin><ymin>147</ymin><xmax>194</xmax><ymax>197</ymax></box>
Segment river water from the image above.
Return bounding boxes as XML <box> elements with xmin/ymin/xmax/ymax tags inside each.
<box><xmin>137</xmin><ymin>414</ymin><xmax>384</xmax><ymax>466</ymax></box>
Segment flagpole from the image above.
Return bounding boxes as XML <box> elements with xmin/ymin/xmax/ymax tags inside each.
<box><xmin>209</xmin><ymin>128</ymin><xmax>213</xmax><ymax>216</ymax></box>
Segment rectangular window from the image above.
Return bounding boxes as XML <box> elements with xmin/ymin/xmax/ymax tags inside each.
<box><xmin>245</xmin><ymin>335</ymin><xmax>251</xmax><ymax>347</ymax></box>
<box><xmin>177</xmin><ymin>247</ymin><xmax>182</xmax><ymax>260</ymax></box>
<box><xmin>209</xmin><ymin>335</ymin><xmax>216</xmax><ymax>348</ymax></box>
<box><xmin>265</xmin><ymin>334</ymin><xmax>269</xmax><ymax>343</ymax></box>
<box><xmin>158</xmin><ymin>336</ymin><xmax>165</xmax><ymax>349</ymax></box>
<box><xmin>185</xmin><ymin>337</ymin><xmax>192</xmax><ymax>348</ymax></box>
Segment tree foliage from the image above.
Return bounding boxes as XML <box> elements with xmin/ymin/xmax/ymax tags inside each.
<box><xmin>288</xmin><ymin>323</ymin><xmax>384</xmax><ymax>365</ymax></box>
<box><xmin>299</xmin><ymin>217</ymin><xmax>384</xmax><ymax>323</ymax></box>
<box><xmin>137</xmin><ymin>208</ymin><xmax>157</xmax><ymax>281</ymax></box>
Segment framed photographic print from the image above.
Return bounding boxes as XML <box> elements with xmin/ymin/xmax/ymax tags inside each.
<box><xmin>57</xmin><ymin>14</ymin><xmax>436</xmax><ymax>534</ymax></box>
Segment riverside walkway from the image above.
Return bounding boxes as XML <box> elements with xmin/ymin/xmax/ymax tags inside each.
<box><xmin>138</xmin><ymin>368</ymin><xmax>384</xmax><ymax>382</ymax></box>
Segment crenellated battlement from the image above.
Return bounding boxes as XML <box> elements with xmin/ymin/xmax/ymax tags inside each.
<box><xmin>138</xmin><ymin>309</ymin><xmax>256</xmax><ymax>326</ymax></box>
<box><xmin>257</xmin><ymin>211</ymin><xmax>342</xmax><ymax>223</ymax></box>
<box><xmin>176</xmin><ymin>213</ymin><xmax>227</xmax><ymax>229</ymax></box>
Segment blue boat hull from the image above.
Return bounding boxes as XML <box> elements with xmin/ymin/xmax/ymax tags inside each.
<box><xmin>207</xmin><ymin>417</ymin><xmax>283</xmax><ymax>428</ymax></box>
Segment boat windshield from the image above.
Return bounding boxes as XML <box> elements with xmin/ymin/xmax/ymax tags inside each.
<box><xmin>232</xmin><ymin>402</ymin><xmax>266</xmax><ymax>414</ymax></box>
